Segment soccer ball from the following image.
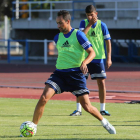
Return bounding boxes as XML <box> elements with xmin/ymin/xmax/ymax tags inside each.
<box><xmin>20</xmin><ymin>121</ymin><xmax>36</xmax><ymax>137</ymax></box>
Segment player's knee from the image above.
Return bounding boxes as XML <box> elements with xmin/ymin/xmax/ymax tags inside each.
<box><xmin>39</xmin><ymin>86</ymin><xmax>50</xmax><ymax>104</ymax></box>
<box><xmin>39</xmin><ymin>94</ymin><xmax>48</xmax><ymax>105</ymax></box>
<box><xmin>83</xmin><ymin>105</ymin><xmax>92</xmax><ymax>113</ymax></box>
<box><xmin>97</xmin><ymin>80</ymin><xmax>105</xmax><ymax>88</ymax></box>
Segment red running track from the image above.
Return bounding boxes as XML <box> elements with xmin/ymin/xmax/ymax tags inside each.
<box><xmin>0</xmin><ymin>63</ymin><xmax>140</xmax><ymax>103</ymax></box>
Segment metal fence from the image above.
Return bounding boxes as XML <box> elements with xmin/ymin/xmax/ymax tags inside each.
<box><xmin>0</xmin><ymin>39</ymin><xmax>54</xmax><ymax>64</ymax></box>
<box><xmin>1</xmin><ymin>38</ymin><xmax>140</xmax><ymax>64</ymax></box>
<box><xmin>12</xmin><ymin>0</ymin><xmax>140</xmax><ymax>21</ymax></box>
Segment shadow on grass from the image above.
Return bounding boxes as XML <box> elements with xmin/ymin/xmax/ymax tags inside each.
<box><xmin>39</xmin><ymin>124</ymin><xmax>140</xmax><ymax>127</ymax></box>
<box><xmin>35</xmin><ymin>138</ymin><xmax>140</xmax><ymax>140</ymax></box>
<box><xmin>0</xmin><ymin>114</ymin><xmax>70</xmax><ymax>117</ymax></box>
<box><xmin>124</xmin><ymin>120</ymin><xmax>140</xmax><ymax>122</ymax></box>
<box><xmin>41</xmin><ymin>139</ymin><xmax>140</xmax><ymax>140</ymax></box>
<box><xmin>0</xmin><ymin>136</ymin><xmax>139</xmax><ymax>140</ymax></box>
<box><xmin>0</xmin><ymin>115</ymin><xmax>33</xmax><ymax>117</ymax></box>
<box><xmin>2</xmin><ymin>124</ymin><xmax>140</xmax><ymax>127</ymax></box>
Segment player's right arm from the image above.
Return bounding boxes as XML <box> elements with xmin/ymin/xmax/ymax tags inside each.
<box><xmin>79</xmin><ymin>20</ymin><xmax>90</xmax><ymax>35</ymax></box>
<box><xmin>76</xmin><ymin>30</ymin><xmax>96</xmax><ymax>74</ymax></box>
<box><xmin>81</xmin><ymin>21</ymin><xmax>92</xmax><ymax>35</ymax></box>
<box><xmin>80</xmin><ymin>46</ymin><xmax>95</xmax><ymax>75</ymax></box>
<box><xmin>79</xmin><ymin>16</ymin><xmax>97</xmax><ymax>35</ymax></box>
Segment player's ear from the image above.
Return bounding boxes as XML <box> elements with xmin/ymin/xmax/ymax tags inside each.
<box><xmin>96</xmin><ymin>12</ymin><xmax>98</xmax><ymax>15</ymax></box>
<box><xmin>67</xmin><ymin>19</ymin><xmax>70</xmax><ymax>24</ymax></box>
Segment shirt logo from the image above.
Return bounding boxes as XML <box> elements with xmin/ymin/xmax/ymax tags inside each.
<box><xmin>62</xmin><ymin>40</ymin><xmax>70</xmax><ymax>47</ymax></box>
<box><xmin>90</xmin><ymin>31</ymin><xmax>97</xmax><ymax>37</ymax></box>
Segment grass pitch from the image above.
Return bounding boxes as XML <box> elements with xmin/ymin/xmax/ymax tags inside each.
<box><xmin>0</xmin><ymin>98</ymin><xmax>140</xmax><ymax>140</ymax></box>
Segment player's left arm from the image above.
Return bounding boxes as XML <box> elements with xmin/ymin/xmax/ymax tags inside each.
<box><xmin>105</xmin><ymin>39</ymin><xmax>112</xmax><ymax>69</ymax></box>
<box><xmin>102</xmin><ymin>22</ymin><xmax>112</xmax><ymax>69</ymax></box>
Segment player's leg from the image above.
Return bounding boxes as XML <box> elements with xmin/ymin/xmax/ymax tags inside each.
<box><xmin>97</xmin><ymin>79</ymin><xmax>106</xmax><ymax>104</ymax></box>
<box><xmin>96</xmin><ymin>78</ymin><xmax>110</xmax><ymax>116</ymax></box>
<box><xmin>79</xmin><ymin>93</ymin><xmax>103</xmax><ymax>120</ymax></box>
<box><xmin>31</xmin><ymin>70</ymin><xmax>64</xmax><ymax>136</ymax></box>
<box><xmin>70</xmin><ymin>97</ymin><xmax>82</xmax><ymax>116</ymax></box>
<box><xmin>78</xmin><ymin>93</ymin><xmax>116</xmax><ymax>134</ymax></box>
<box><xmin>70</xmin><ymin>72</ymin><xmax>89</xmax><ymax>116</ymax></box>
<box><xmin>70</xmin><ymin>71</ymin><xmax>116</xmax><ymax>134</ymax></box>
<box><xmin>97</xmin><ymin>79</ymin><xmax>110</xmax><ymax>115</ymax></box>
<box><xmin>89</xmin><ymin>62</ymin><xmax>110</xmax><ymax>116</ymax></box>
<box><xmin>32</xmin><ymin>84</ymin><xmax>55</xmax><ymax>125</ymax></box>
<box><xmin>76</xmin><ymin>97</ymin><xmax>81</xmax><ymax>112</ymax></box>
<box><xmin>20</xmin><ymin>70</ymin><xmax>76</xmax><ymax>137</ymax></box>
<box><xmin>19</xmin><ymin>84</ymin><xmax>56</xmax><ymax>137</ymax></box>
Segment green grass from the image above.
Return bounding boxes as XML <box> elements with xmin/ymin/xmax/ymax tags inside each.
<box><xmin>0</xmin><ymin>98</ymin><xmax>140</xmax><ymax>140</ymax></box>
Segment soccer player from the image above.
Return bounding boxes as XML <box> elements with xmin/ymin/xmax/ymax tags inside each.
<box><xmin>31</xmin><ymin>10</ymin><xmax>116</xmax><ymax>136</ymax></box>
<box><xmin>70</xmin><ymin>5</ymin><xmax>112</xmax><ymax>116</ymax></box>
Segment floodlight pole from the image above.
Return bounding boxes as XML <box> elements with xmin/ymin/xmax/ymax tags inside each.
<box><xmin>16</xmin><ymin>0</ymin><xmax>19</xmax><ymax>19</ymax></box>
<box><xmin>4</xmin><ymin>15</ymin><xmax>8</xmax><ymax>46</ymax></box>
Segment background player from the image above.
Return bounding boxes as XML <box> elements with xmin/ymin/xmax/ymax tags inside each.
<box><xmin>70</xmin><ymin>5</ymin><xmax>112</xmax><ymax>116</ymax></box>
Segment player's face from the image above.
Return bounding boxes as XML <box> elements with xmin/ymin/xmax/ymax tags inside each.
<box><xmin>56</xmin><ymin>16</ymin><xmax>69</xmax><ymax>34</ymax></box>
<box><xmin>86</xmin><ymin>11</ymin><xmax>98</xmax><ymax>20</ymax></box>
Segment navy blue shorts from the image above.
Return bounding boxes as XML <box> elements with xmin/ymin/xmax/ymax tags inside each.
<box><xmin>85</xmin><ymin>62</ymin><xmax>106</xmax><ymax>80</ymax></box>
<box><xmin>45</xmin><ymin>70</ymin><xmax>89</xmax><ymax>97</ymax></box>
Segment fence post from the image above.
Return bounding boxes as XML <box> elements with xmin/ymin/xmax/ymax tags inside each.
<box><xmin>7</xmin><ymin>39</ymin><xmax>10</xmax><ymax>63</ymax></box>
<box><xmin>72</xmin><ymin>1</ymin><xmax>74</xmax><ymax>20</ymax></box>
<box><xmin>49</xmin><ymin>2</ymin><xmax>52</xmax><ymax>20</ymax></box>
<box><xmin>28</xmin><ymin>2</ymin><xmax>31</xmax><ymax>20</ymax></box>
<box><xmin>25</xmin><ymin>39</ymin><xmax>28</xmax><ymax>63</ymax></box>
<box><xmin>137</xmin><ymin>1</ymin><xmax>140</xmax><ymax>20</ymax></box>
<box><xmin>114</xmin><ymin>1</ymin><xmax>117</xmax><ymax>20</ymax></box>
<box><xmin>44</xmin><ymin>39</ymin><xmax>47</xmax><ymax>64</ymax></box>
<box><xmin>15</xmin><ymin>0</ymin><xmax>19</xmax><ymax>19</ymax></box>
<box><xmin>12</xmin><ymin>1</ymin><xmax>15</xmax><ymax>20</ymax></box>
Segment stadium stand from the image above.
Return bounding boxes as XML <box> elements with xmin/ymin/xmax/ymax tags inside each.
<box><xmin>1</xmin><ymin>0</ymin><xmax>140</xmax><ymax>63</ymax></box>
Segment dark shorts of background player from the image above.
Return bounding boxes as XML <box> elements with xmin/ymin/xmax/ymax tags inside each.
<box><xmin>45</xmin><ymin>70</ymin><xmax>89</xmax><ymax>97</ymax></box>
<box><xmin>85</xmin><ymin>62</ymin><xmax>106</xmax><ymax>80</ymax></box>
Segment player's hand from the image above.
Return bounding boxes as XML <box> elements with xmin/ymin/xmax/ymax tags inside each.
<box><xmin>106</xmin><ymin>59</ymin><xmax>112</xmax><ymax>69</ymax></box>
<box><xmin>88</xmin><ymin>15</ymin><xmax>98</xmax><ymax>26</ymax></box>
<box><xmin>80</xmin><ymin>62</ymin><xmax>88</xmax><ymax>74</ymax></box>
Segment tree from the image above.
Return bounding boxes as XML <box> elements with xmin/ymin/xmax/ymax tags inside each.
<box><xmin>0</xmin><ymin>0</ymin><xmax>13</xmax><ymax>18</ymax></box>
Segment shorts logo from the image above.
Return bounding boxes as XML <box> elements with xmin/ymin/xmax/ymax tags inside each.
<box><xmin>90</xmin><ymin>31</ymin><xmax>97</xmax><ymax>37</ymax></box>
<box><xmin>62</xmin><ymin>40</ymin><xmax>70</xmax><ymax>47</ymax></box>
<box><xmin>101</xmin><ymin>70</ymin><xmax>104</xmax><ymax>73</ymax></box>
